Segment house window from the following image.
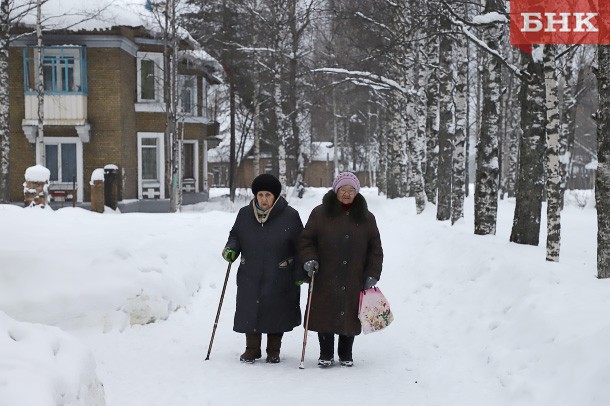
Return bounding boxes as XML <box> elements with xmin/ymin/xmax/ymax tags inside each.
<box><xmin>181</xmin><ymin>141</ymin><xmax>198</xmax><ymax>193</ymax></box>
<box><xmin>138</xmin><ymin>133</ymin><xmax>165</xmax><ymax>199</ymax></box>
<box><xmin>178</xmin><ymin>75</ymin><xmax>197</xmax><ymax>115</ymax></box>
<box><xmin>137</xmin><ymin>53</ymin><xmax>163</xmax><ymax>103</ymax></box>
<box><xmin>24</xmin><ymin>46</ymin><xmax>87</xmax><ymax>94</ymax></box>
<box><xmin>46</xmin><ymin>143</ymin><xmax>77</xmax><ymax>183</ymax></box>
<box><xmin>42</xmin><ymin>137</ymin><xmax>83</xmax><ymax>202</ymax></box>
<box><xmin>183</xmin><ymin>142</ymin><xmax>195</xmax><ymax>179</ymax></box>
<box><xmin>141</xmin><ymin>138</ymin><xmax>159</xmax><ymax>180</ymax></box>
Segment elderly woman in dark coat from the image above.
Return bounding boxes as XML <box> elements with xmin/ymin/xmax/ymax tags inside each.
<box><xmin>222</xmin><ymin>173</ymin><xmax>304</xmax><ymax>364</ymax></box>
<box><xmin>298</xmin><ymin>172</ymin><xmax>383</xmax><ymax>367</ymax></box>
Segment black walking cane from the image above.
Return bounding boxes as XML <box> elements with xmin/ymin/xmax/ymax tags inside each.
<box><xmin>205</xmin><ymin>261</ymin><xmax>232</xmax><ymax>360</ymax></box>
<box><xmin>299</xmin><ymin>272</ymin><xmax>315</xmax><ymax>369</ymax></box>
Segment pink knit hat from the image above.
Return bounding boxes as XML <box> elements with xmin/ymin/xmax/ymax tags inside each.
<box><xmin>332</xmin><ymin>172</ymin><xmax>360</xmax><ymax>194</ymax></box>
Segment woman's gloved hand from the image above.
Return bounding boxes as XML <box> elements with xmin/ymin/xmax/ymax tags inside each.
<box><xmin>222</xmin><ymin>247</ymin><xmax>237</xmax><ymax>263</ymax></box>
<box><xmin>363</xmin><ymin>276</ymin><xmax>378</xmax><ymax>290</ymax></box>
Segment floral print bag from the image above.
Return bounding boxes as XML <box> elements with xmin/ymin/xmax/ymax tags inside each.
<box><xmin>358</xmin><ymin>287</ymin><xmax>394</xmax><ymax>334</ymax></box>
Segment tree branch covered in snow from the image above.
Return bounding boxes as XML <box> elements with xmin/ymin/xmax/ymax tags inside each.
<box><xmin>313</xmin><ymin>67</ymin><xmax>412</xmax><ymax>95</ymax></box>
<box><xmin>440</xmin><ymin>1</ymin><xmax>525</xmax><ymax>79</ymax></box>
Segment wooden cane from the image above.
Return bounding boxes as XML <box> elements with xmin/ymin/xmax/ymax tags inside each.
<box><xmin>205</xmin><ymin>261</ymin><xmax>232</xmax><ymax>360</ymax></box>
<box><xmin>299</xmin><ymin>272</ymin><xmax>315</xmax><ymax>369</ymax></box>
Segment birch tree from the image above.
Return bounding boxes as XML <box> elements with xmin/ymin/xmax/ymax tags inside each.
<box><xmin>451</xmin><ymin>1</ymin><xmax>468</xmax><ymax>224</ymax></box>
<box><xmin>0</xmin><ymin>0</ymin><xmax>38</xmax><ymax>202</ymax></box>
<box><xmin>473</xmin><ymin>0</ymin><xmax>504</xmax><ymax>235</ymax></box>
<box><xmin>596</xmin><ymin>44</ymin><xmax>610</xmax><ymax>278</ymax></box>
<box><xmin>510</xmin><ymin>45</ymin><xmax>546</xmax><ymax>246</ymax></box>
<box><xmin>411</xmin><ymin>14</ymin><xmax>428</xmax><ymax>214</ymax></box>
<box><xmin>544</xmin><ymin>44</ymin><xmax>561</xmax><ymax>261</ymax></box>
<box><xmin>436</xmin><ymin>12</ymin><xmax>454</xmax><ymax>221</ymax></box>
<box><xmin>424</xmin><ymin>29</ymin><xmax>439</xmax><ymax>205</ymax></box>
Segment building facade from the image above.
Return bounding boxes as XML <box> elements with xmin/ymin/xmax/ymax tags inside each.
<box><xmin>7</xmin><ymin>25</ymin><xmax>221</xmax><ymax>207</ymax></box>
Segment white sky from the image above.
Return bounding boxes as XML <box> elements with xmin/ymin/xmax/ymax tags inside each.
<box><xmin>1</xmin><ymin>187</ymin><xmax>608</xmax><ymax>406</ymax></box>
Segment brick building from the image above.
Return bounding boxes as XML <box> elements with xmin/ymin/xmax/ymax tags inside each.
<box><xmin>6</xmin><ymin>22</ymin><xmax>221</xmax><ymax>208</ymax></box>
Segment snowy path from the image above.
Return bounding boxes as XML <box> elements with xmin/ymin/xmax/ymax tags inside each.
<box><xmin>77</xmin><ymin>273</ymin><xmax>434</xmax><ymax>406</ymax></box>
<box><xmin>5</xmin><ymin>188</ymin><xmax>607</xmax><ymax>406</ymax></box>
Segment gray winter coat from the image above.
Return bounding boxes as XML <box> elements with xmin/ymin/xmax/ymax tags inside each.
<box><xmin>225</xmin><ymin>196</ymin><xmax>304</xmax><ymax>334</ymax></box>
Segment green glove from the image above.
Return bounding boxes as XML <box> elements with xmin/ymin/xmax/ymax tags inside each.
<box><xmin>222</xmin><ymin>247</ymin><xmax>237</xmax><ymax>263</ymax></box>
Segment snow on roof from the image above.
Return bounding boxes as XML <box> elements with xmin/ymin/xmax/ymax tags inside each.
<box><xmin>17</xmin><ymin>0</ymin><xmax>222</xmax><ymax>73</ymax></box>
<box><xmin>310</xmin><ymin>141</ymin><xmax>334</xmax><ymax>162</ymax></box>
<box><xmin>19</xmin><ymin>0</ymin><xmax>150</xmax><ymax>32</ymax></box>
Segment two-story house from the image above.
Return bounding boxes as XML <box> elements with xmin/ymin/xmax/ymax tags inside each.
<box><xmin>7</xmin><ymin>11</ymin><xmax>221</xmax><ymax>210</ymax></box>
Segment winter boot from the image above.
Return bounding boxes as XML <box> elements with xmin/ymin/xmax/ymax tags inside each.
<box><xmin>317</xmin><ymin>333</ymin><xmax>335</xmax><ymax>367</ymax></box>
<box><xmin>240</xmin><ymin>333</ymin><xmax>262</xmax><ymax>363</ymax></box>
<box><xmin>265</xmin><ymin>333</ymin><xmax>283</xmax><ymax>363</ymax></box>
<box><xmin>338</xmin><ymin>335</ymin><xmax>354</xmax><ymax>367</ymax></box>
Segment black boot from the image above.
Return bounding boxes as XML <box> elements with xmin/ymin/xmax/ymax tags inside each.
<box><xmin>317</xmin><ymin>333</ymin><xmax>335</xmax><ymax>367</ymax></box>
<box><xmin>266</xmin><ymin>333</ymin><xmax>283</xmax><ymax>363</ymax></box>
<box><xmin>338</xmin><ymin>335</ymin><xmax>354</xmax><ymax>367</ymax></box>
<box><xmin>240</xmin><ymin>333</ymin><xmax>262</xmax><ymax>363</ymax></box>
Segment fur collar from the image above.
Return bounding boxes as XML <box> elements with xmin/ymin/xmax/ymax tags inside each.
<box><xmin>322</xmin><ymin>190</ymin><xmax>369</xmax><ymax>222</ymax></box>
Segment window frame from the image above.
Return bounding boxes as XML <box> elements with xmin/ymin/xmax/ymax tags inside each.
<box><xmin>137</xmin><ymin>132</ymin><xmax>165</xmax><ymax>199</ymax></box>
<box><xmin>136</xmin><ymin>52</ymin><xmax>164</xmax><ymax>104</ymax></box>
<box><xmin>41</xmin><ymin>137</ymin><xmax>84</xmax><ymax>202</ymax></box>
<box><xmin>178</xmin><ymin>75</ymin><xmax>198</xmax><ymax>116</ymax></box>
<box><xmin>23</xmin><ymin>46</ymin><xmax>87</xmax><ymax>95</ymax></box>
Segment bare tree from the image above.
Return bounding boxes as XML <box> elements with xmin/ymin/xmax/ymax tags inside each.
<box><xmin>0</xmin><ymin>0</ymin><xmax>38</xmax><ymax>202</ymax></box>
<box><xmin>596</xmin><ymin>44</ymin><xmax>610</xmax><ymax>278</ymax></box>
<box><xmin>436</xmin><ymin>12</ymin><xmax>454</xmax><ymax>221</ymax></box>
<box><xmin>451</xmin><ymin>0</ymin><xmax>468</xmax><ymax>224</ymax></box>
<box><xmin>510</xmin><ymin>46</ymin><xmax>546</xmax><ymax>246</ymax></box>
<box><xmin>473</xmin><ymin>0</ymin><xmax>504</xmax><ymax>235</ymax></box>
<box><xmin>544</xmin><ymin>44</ymin><xmax>561</xmax><ymax>261</ymax></box>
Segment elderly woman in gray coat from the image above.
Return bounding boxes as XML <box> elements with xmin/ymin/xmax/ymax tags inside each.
<box><xmin>222</xmin><ymin>173</ymin><xmax>304</xmax><ymax>364</ymax></box>
<box><xmin>299</xmin><ymin>172</ymin><xmax>383</xmax><ymax>367</ymax></box>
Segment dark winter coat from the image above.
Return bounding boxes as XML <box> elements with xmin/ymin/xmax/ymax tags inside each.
<box><xmin>298</xmin><ymin>191</ymin><xmax>383</xmax><ymax>336</ymax></box>
<box><xmin>225</xmin><ymin>196</ymin><xmax>304</xmax><ymax>334</ymax></box>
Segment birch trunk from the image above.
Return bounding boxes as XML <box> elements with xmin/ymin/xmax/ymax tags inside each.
<box><xmin>274</xmin><ymin>70</ymin><xmax>287</xmax><ymax>195</ymax></box>
<box><xmin>559</xmin><ymin>48</ymin><xmax>578</xmax><ymax>202</ymax></box>
<box><xmin>409</xmin><ymin>43</ymin><xmax>426</xmax><ymax>213</ymax></box>
<box><xmin>377</xmin><ymin>111</ymin><xmax>388</xmax><ymax>195</ymax></box>
<box><xmin>506</xmin><ymin>50</ymin><xmax>521</xmax><ymax>198</ymax></box>
<box><xmin>544</xmin><ymin>45</ymin><xmax>561</xmax><ymax>262</ymax></box>
<box><xmin>387</xmin><ymin>101</ymin><xmax>404</xmax><ymax>199</ymax></box>
<box><xmin>436</xmin><ymin>14</ymin><xmax>454</xmax><ymax>221</ymax></box>
<box><xmin>36</xmin><ymin>0</ymin><xmax>44</xmax><ymax>165</ymax></box>
<box><xmin>425</xmin><ymin>40</ymin><xmax>440</xmax><ymax>205</ymax></box>
<box><xmin>253</xmin><ymin>79</ymin><xmax>261</xmax><ymax>177</ymax></box>
<box><xmin>452</xmin><ymin>26</ymin><xmax>468</xmax><ymax>225</ymax></box>
<box><xmin>596</xmin><ymin>44</ymin><xmax>610</xmax><ymax>278</ymax></box>
<box><xmin>0</xmin><ymin>0</ymin><xmax>9</xmax><ymax>202</ymax></box>
<box><xmin>474</xmin><ymin>4</ymin><xmax>502</xmax><ymax>235</ymax></box>
<box><xmin>510</xmin><ymin>47</ymin><xmax>546</xmax><ymax>246</ymax></box>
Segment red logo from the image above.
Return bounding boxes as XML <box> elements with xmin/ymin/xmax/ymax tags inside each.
<box><xmin>510</xmin><ymin>0</ymin><xmax>610</xmax><ymax>47</ymax></box>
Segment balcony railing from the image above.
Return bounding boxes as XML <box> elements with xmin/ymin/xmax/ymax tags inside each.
<box><xmin>23</xmin><ymin>94</ymin><xmax>87</xmax><ymax>125</ymax></box>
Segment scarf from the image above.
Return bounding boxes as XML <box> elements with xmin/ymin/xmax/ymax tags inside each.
<box><xmin>252</xmin><ymin>198</ymin><xmax>278</xmax><ymax>224</ymax></box>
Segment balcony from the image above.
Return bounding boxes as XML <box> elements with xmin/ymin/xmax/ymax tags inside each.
<box><xmin>21</xmin><ymin>94</ymin><xmax>90</xmax><ymax>143</ymax></box>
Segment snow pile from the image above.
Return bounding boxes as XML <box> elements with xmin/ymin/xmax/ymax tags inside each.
<box><xmin>24</xmin><ymin>164</ymin><xmax>50</xmax><ymax>182</ymax></box>
<box><xmin>0</xmin><ymin>205</ymin><xmax>214</xmax><ymax>332</ymax></box>
<box><xmin>0</xmin><ymin>188</ymin><xmax>609</xmax><ymax>406</ymax></box>
<box><xmin>0</xmin><ymin>311</ymin><xmax>105</xmax><ymax>406</ymax></box>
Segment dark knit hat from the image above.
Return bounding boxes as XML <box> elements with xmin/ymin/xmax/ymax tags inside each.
<box><xmin>251</xmin><ymin>173</ymin><xmax>282</xmax><ymax>199</ymax></box>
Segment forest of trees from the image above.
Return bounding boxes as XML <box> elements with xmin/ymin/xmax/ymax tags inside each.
<box><xmin>1</xmin><ymin>0</ymin><xmax>609</xmax><ymax>274</ymax></box>
<box><xmin>179</xmin><ymin>0</ymin><xmax>608</xmax><ymax>270</ymax></box>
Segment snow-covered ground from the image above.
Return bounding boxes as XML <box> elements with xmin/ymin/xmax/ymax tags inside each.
<box><xmin>1</xmin><ymin>187</ymin><xmax>608</xmax><ymax>406</ymax></box>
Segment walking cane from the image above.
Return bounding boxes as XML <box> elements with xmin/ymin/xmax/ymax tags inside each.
<box><xmin>299</xmin><ymin>272</ymin><xmax>315</xmax><ymax>369</ymax></box>
<box><xmin>205</xmin><ymin>261</ymin><xmax>232</xmax><ymax>361</ymax></box>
